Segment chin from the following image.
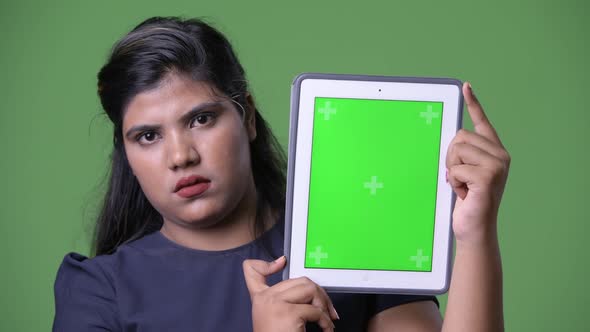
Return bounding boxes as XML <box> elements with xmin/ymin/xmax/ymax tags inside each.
<box><xmin>178</xmin><ymin>203</ymin><xmax>229</xmax><ymax>228</ymax></box>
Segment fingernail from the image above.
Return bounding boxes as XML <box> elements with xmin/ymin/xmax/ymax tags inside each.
<box><xmin>333</xmin><ymin>307</ymin><xmax>340</xmax><ymax>320</ymax></box>
<box><xmin>274</xmin><ymin>256</ymin><xmax>285</xmax><ymax>263</ymax></box>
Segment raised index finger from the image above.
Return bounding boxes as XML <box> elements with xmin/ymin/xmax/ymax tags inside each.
<box><xmin>242</xmin><ymin>256</ymin><xmax>286</xmax><ymax>296</ymax></box>
<box><xmin>463</xmin><ymin>82</ymin><xmax>503</xmax><ymax>147</ymax></box>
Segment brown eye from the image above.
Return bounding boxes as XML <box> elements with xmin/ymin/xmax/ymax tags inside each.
<box><xmin>144</xmin><ymin>132</ymin><xmax>157</xmax><ymax>141</ymax></box>
<box><xmin>190</xmin><ymin>112</ymin><xmax>216</xmax><ymax>128</ymax></box>
<box><xmin>137</xmin><ymin>131</ymin><xmax>160</xmax><ymax>145</ymax></box>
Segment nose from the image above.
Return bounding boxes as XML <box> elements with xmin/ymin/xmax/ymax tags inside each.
<box><xmin>166</xmin><ymin>131</ymin><xmax>199</xmax><ymax>170</ymax></box>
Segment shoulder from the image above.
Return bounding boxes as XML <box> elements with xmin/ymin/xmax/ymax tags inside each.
<box><xmin>53</xmin><ymin>232</ymin><xmax>159</xmax><ymax>296</ymax></box>
<box><xmin>52</xmin><ymin>232</ymin><xmax>164</xmax><ymax>331</ymax></box>
<box><xmin>54</xmin><ymin>252</ymin><xmax>117</xmax><ymax>296</ymax></box>
<box><xmin>53</xmin><ymin>252</ymin><xmax>120</xmax><ymax>331</ymax></box>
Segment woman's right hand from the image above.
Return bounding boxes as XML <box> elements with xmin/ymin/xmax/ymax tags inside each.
<box><xmin>242</xmin><ymin>256</ymin><xmax>339</xmax><ymax>332</ymax></box>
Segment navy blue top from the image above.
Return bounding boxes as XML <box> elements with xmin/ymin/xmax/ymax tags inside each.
<box><xmin>53</xmin><ymin>220</ymin><xmax>438</xmax><ymax>331</ymax></box>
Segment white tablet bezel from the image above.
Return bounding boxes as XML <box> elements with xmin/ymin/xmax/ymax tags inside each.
<box><xmin>283</xmin><ymin>73</ymin><xmax>463</xmax><ymax>295</ymax></box>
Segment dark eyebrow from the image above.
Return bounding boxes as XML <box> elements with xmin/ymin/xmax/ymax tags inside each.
<box><xmin>124</xmin><ymin>101</ymin><xmax>224</xmax><ymax>140</ymax></box>
<box><xmin>178</xmin><ymin>101</ymin><xmax>224</xmax><ymax>125</ymax></box>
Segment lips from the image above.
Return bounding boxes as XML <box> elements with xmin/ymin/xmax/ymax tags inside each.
<box><xmin>174</xmin><ymin>175</ymin><xmax>211</xmax><ymax>198</ymax></box>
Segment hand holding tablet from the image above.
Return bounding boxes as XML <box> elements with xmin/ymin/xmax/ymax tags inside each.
<box><xmin>283</xmin><ymin>73</ymin><xmax>464</xmax><ymax>295</ymax></box>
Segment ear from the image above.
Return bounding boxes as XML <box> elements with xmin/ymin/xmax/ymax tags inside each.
<box><xmin>245</xmin><ymin>93</ymin><xmax>257</xmax><ymax>142</ymax></box>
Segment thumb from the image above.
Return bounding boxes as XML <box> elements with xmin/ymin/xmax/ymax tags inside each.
<box><xmin>243</xmin><ymin>256</ymin><xmax>286</xmax><ymax>297</ymax></box>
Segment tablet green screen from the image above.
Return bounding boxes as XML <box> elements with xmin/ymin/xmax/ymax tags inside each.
<box><xmin>304</xmin><ymin>97</ymin><xmax>443</xmax><ymax>272</ymax></box>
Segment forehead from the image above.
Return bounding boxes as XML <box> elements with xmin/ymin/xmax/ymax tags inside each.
<box><xmin>123</xmin><ymin>75</ymin><xmax>223</xmax><ymax>126</ymax></box>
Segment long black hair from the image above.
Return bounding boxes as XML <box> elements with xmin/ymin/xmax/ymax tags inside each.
<box><xmin>93</xmin><ymin>16</ymin><xmax>287</xmax><ymax>256</ymax></box>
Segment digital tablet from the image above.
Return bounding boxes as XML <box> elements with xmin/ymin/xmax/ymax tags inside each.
<box><xmin>283</xmin><ymin>73</ymin><xmax>463</xmax><ymax>295</ymax></box>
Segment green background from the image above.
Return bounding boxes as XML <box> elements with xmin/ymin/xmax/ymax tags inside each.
<box><xmin>1</xmin><ymin>0</ymin><xmax>587</xmax><ymax>330</ymax></box>
<box><xmin>305</xmin><ymin>98</ymin><xmax>442</xmax><ymax>271</ymax></box>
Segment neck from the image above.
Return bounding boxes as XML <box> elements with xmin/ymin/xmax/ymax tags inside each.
<box><xmin>159</xmin><ymin>181</ymin><xmax>276</xmax><ymax>251</ymax></box>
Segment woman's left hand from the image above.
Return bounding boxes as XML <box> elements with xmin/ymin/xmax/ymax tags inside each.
<box><xmin>446</xmin><ymin>82</ymin><xmax>511</xmax><ymax>246</ymax></box>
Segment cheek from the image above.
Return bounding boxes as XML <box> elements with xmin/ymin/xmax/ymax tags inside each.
<box><xmin>227</xmin><ymin>129</ymin><xmax>251</xmax><ymax>166</ymax></box>
<box><xmin>208</xmin><ymin>125</ymin><xmax>252</xmax><ymax>176</ymax></box>
<box><xmin>125</xmin><ymin>146</ymin><xmax>166</xmax><ymax>198</ymax></box>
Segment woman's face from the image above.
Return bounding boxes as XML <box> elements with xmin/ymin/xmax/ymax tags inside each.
<box><xmin>122</xmin><ymin>74</ymin><xmax>257</xmax><ymax>229</ymax></box>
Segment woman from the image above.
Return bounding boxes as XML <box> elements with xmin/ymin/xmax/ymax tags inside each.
<box><xmin>53</xmin><ymin>16</ymin><xmax>510</xmax><ymax>331</ymax></box>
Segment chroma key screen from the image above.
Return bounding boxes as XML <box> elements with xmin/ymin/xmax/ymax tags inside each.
<box><xmin>304</xmin><ymin>97</ymin><xmax>443</xmax><ymax>272</ymax></box>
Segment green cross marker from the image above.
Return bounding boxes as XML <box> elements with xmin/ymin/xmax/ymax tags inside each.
<box><xmin>410</xmin><ymin>249</ymin><xmax>430</xmax><ymax>268</ymax></box>
<box><xmin>420</xmin><ymin>105</ymin><xmax>440</xmax><ymax>125</ymax></box>
<box><xmin>308</xmin><ymin>246</ymin><xmax>329</xmax><ymax>264</ymax></box>
<box><xmin>304</xmin><ymin>98</ymin><xmax>443</xmax><ymax>272</ymax></box>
